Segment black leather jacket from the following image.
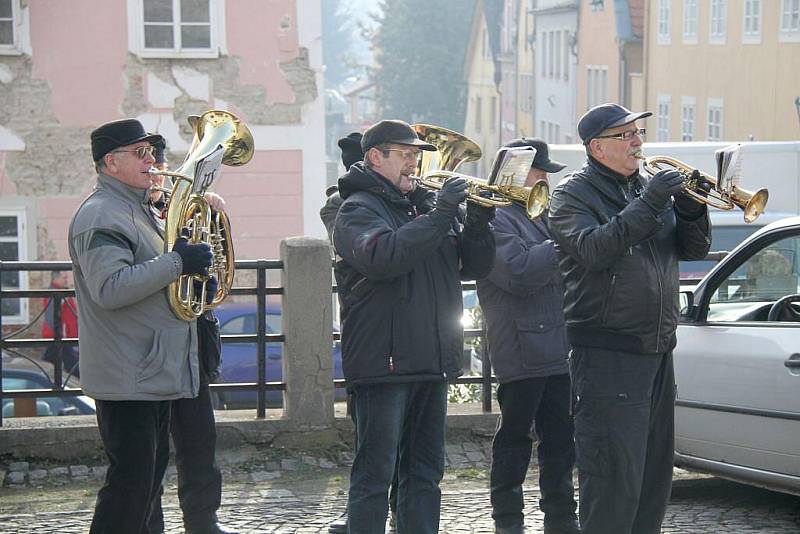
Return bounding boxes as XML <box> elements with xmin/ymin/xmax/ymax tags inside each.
<box><xmin>333</xmin><ymin>163</ymin><xmax>495</xmax><ymax>386</ymax></box>
<box><xmin>548</xmin><ymin>158</ymin><xmax>711</xmax><ymax>355</ymax></box>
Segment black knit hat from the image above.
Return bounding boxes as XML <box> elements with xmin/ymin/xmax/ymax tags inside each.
<box><xmin>152</xmin><ymin>136</ymin><xmax>167</xmax><ymax>164</ymax></box>
<box><xmin>90</xmin><ymin>119</ymin><xmax>162</xmax><ymax>162</ymax></box>
<box><xmin>503</xmin><ymin>138</ymin><xmax>566</xmax><ymax>173</ymax></box>
<box><xmin>337</xmin><ymin>132</ymin><xmax>364</xmax><ymax>170</ymax></box>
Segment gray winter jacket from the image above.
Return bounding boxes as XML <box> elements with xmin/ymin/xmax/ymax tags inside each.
<box><xmin>476</xmin><ymin>206</ymin><xmax>569</xmax><ymax>383</ymax></box>
<box><xmin>68</xmin><ymin>173</ymin><xmax>199</xmax><ymax>400</ymax></box>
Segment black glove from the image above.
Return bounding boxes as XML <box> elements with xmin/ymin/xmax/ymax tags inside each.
<box><xmin>408</xmin><ymin>185</ymin><xmax>436</xmax><ymax>214</ymax></box>
<box><xmin>641</xmin><ymin>169</ymin><xmax>684</xmax><ymax>212</ymax></box>
<box><xmin>464</xmin><ymin>199</ymin><xmax>496</xmax><ymax>233</ymax></box>
<box><xmin>173</xmin><ymin>235</ymin><xmax>212</xmax><ymax>276</ymax></box>
<box><xmin>194</xmin><ymin>276</ymin><xmax>218</xmax><ymax>305</ymax></box>
<box><xmin>673</xmin><ymin>170</ymin><xmax>706</xmax><ymax>218</ymax></box>
<box><xmin>435</xmin><ymin>177</ymin><xmax>468</xmax><ymax>218</ymax></box>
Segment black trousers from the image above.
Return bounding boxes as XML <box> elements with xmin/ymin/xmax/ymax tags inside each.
<box><xmin>570</xmin><ymin>347</ymin><xmax>676</xmax><ymax>534</ymax></box>
<box><xmin>90</xmin><ymin>400</ymin><xmax>171</xmax><ymax>534</ymax></box>
<box><xmin>490</xmin><ymin>374</ymin><xmax>577</xmax><ymax>528</ymax></box>
<box><xmin>148</xmin><ymin>384</ymin><xmax>222</xmax><ymax>532</ymax></box>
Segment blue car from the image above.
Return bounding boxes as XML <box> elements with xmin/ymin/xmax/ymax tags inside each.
<box><xmin>2</xmin><ymin>366</ymin><xmax>95</xmax><ymax>418</ymax></box>
<box><xmin>214</xmin><ymin>302</ymin><xmax>345</xmax><ymax>409</ymax></box>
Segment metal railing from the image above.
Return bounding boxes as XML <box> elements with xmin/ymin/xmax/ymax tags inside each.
<box><xmin>1</xmin><ymin>261</ymin><xmax>496</xmax><ymax>426</ymax></box>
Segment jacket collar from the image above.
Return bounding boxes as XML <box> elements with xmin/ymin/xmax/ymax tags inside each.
<box><xmin>96</xmin><ymin>172</ymin><xmax>151</xmax><ymax>205</ymax></box>
<box><xmin>585</xmin><ymin>156</ymin><xmax>645</xmax><ymax>205</ymax></box>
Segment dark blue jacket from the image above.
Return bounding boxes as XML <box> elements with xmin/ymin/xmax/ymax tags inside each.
<box><xmin>333</xmin><ymin>163</ymin><xmax>495</xmax><ymax>386</ymax></box>
<box><xmin>477</xmin><ymin>206</ymin><xmax>569</xmax><ymax>383</ymax></box>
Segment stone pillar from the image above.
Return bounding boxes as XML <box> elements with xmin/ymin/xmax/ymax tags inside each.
<box><xmin>280</xmin><ymin>237</ymin><xmax>334</xmax><ymax>426</ymax></box>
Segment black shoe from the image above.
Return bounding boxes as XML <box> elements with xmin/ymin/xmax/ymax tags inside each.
<box><xmin>544</xmin><ymin>516</ymin><xmax>581</xmax><ymax>534</ymax></box>
<box><xmin>185</xmin><ymin>523</ymin><xmax>239</xmax><ymax>534</ymax></box>
<box><xmin>328</xmin><ymin>511</ymin><xmax>348</xmax><ymax>534</ymax></box>
<box><xmin>495</xmin><ymin>524</ymin><xmax>525</xmax><ymax>534</ymax></box>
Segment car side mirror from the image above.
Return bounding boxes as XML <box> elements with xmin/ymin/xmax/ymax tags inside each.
<box><xmin>679</xmin><ymin>290</ymin><xmax>695</xmax><ymax>318</ymax></box>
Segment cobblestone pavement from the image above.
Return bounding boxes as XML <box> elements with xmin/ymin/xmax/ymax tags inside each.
<box><xmin>1</xmin><ymin>467</ymin><xmax>798</xmax><ymax>533</ymax></box>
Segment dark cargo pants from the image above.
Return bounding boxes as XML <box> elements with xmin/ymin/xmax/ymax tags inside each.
<box><xmin>570</xmin><ymin>347</ymin><xmax>676</xmax><ymax>534</ymax></box>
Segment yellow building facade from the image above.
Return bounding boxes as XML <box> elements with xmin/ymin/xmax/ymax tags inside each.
<box><xmin>644</xmin><ymin>0</ymin><xmax>800</xmax><ymax>142</ymax></box>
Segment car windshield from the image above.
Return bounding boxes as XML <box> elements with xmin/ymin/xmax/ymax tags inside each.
<box><xmin>680</xmin><ymin>225</ymin><xmax>761</xmax><ymax>280</ymax></box>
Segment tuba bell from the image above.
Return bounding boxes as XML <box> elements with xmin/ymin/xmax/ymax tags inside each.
<box><xmin>411</xmin><ymin>124</ymin><xmax>549</xmax><ymax>219</ymax></box>
<box><xmin>639</xmin><ymin>154</ymin><xmax>768</xmax><ymax>223</ymax></box>
<box><xmin>150</xmin><ymin>110</ymin><xmax>254</xmax><ymax>320</ymax></box>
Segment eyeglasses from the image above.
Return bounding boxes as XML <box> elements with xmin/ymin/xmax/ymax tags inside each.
<box><xmin>595</xmin><ymin>128</ymin><xmax>646</xmax><ymax>141</ymax></box>
<box><xmin>113</xmin><ymin>145</ymin><xmax>155</xmax><ymax>160</ymax></box>
<box><xmin>382</xmin><ymin>148</ymin><xmax>423</xmax><ymax>163</ymax></box>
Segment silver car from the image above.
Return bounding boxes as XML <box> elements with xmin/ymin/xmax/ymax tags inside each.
<box><xmin>675</xmin><ymin>215</ymin><xmax>800</xmax><ymax>496</ymax></box>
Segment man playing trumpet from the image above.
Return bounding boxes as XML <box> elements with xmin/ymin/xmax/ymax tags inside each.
<box><xmin>548</xmin><ymin>104</ymin><xmax>712</xmax><ymax>534</ymax></box>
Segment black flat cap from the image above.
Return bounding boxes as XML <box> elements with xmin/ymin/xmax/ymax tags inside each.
<box><xmin>503</xmin><ymin>137</ymin><xmax>566</xmax><ymax>173</ymax></box>
<box><xmin>337</xmin><ymin>132</ymin><xmax>364</xmax><ymax>170</ymax></box>
<box><xmin>578</xmin><ymin>103</ymin><xmax>652</xmax><ymax>145</ymax></box>
<box><xmin>91</xmin><ymin>118</ymin><xmax>163</xmax><ymax>162</ymax></box>
<box><xmin>361</xmin><ymin>119</ymin><xmax>437</xmax><ymax>153</ymax></box>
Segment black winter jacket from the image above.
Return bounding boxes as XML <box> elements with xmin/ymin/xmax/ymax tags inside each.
<box><xmin>548</xmin><ymin>158</ymin><xmax>711</xmax><ymax>355</ymax></box>
<box><xmin>333</xmin><ymin>163</ymin><xmax>495</xmax><ymax>386</ymax></box>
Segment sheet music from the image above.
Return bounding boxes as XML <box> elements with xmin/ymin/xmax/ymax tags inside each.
<box><xmin>488</xmin><ymin>147</ymin><xmax>536</xmax><ymax>187</ymax></box>
<box><xmin>715</xmin><ymin>143</ymin><xmax>743</xmax><ymax>192</ymax></box>
<box><xmin>191</xmin><ymin>144</ymin><xmax>225</xmax><ymax>194</ymax></box>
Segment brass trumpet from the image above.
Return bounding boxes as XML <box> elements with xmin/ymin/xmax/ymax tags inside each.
<box><xmin>638</xmin><ymin>153</ymin><xmax>768</xmax><ymax>223</ymax></box>
<box><xmin>411</xmin><ymin>124</ymin><xmax>549</xmax><ymax>220</ymax></box>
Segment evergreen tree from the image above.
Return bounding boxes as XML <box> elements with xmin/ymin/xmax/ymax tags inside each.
<box><xmin>322</xmin><ymin>0</ymin><xmax>357</xmax><ymax>89</ymax></box>
<box><xmin>371</xmin><ymin>0</ymin><xmax>476</xmax><ymax>130</ymax></box>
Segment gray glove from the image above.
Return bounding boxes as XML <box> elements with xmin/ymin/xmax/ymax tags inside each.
<box><xmin>435</xmin><ymin>177</ymin><xmax>468</xmax><ymax>218</ymax></box>
<box><xmin>642</xmin><ymin>169</ymin><xmax>684</xmax><ymax>212</ymax></box>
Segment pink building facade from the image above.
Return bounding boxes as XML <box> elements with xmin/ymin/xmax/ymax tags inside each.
<box><xmin>0</xmin><ymin>0</ymin><xmax>325</xmax><ymax>325</ymax></box>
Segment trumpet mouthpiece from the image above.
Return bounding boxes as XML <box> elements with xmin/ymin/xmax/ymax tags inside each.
<box><xmin>632</xmin><ymin>150</ymin><xmax>645</xmax><ymax>160</ymax></box>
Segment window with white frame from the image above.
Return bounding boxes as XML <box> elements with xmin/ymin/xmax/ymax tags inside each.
<box><xmin>681</xmin><ymin>97</ymin><xmax>696</xmax><ymax>141</ymax></box>
<box><xmin>742</xmin><ymin>0</ymin><xmax>761</xmax><ymax>43</ymax></box>
<box><xmin>709</xmin><ymin>0</ymin><xmax>727</xmax><ymax>44</ymax></box>
<box><xmin>683</xmin><ymin>0</ymin><xmax>698</xmax><ymax>43</ymax></box>
<box><xmin>0</xmin><ymin>0</ymin><xmax>29</xmax><ymax>55</ymax></box>
<box><xmin>548</xmin><ymin>31</ymin><xmax>556</xmax><ymax>78</ymax></box>
<box><xmin>131</xmin><ymin>0</ymin><xmax>225</xmax><ymax>58</ymax></box>
<box><xmin>658</xmin><ymin>0</ymin><xmax>672</xmax><ymax>44</ymax></box>
<box><xmin>657</xmin><ymin>95</ymin><xmax>671</xmax><ymax>141</ymax></box>
<box><xmin>707</xmin><ymin>99</ymin><xmax>724</xmax><ymax>141</ymax></box>
<box><xmin>780</xmin><ymin>0</ymin><xmax>800</xmax><ymax>41</ymax></box>
<box><xmin>586</xmin><ymin>66</ymin><xmax>608</xmax><ymax>109</ymax></box>
<box><xmin>490</xmin><ymin>96</ymin><xmax>497</xmax><ymax>131</ymax></box>
<box><xmin>554</xmin><ymin>30</ymin><xmax>562</xmax><ymax>79</ymax></box>
<box><xmin>540</xmin><ymin>30</ymin><xmax>548</xmax><ymax>77</ymax></box>
<box><xmin>0</xmin><ymin>209</ymin><xmax>28</xmax><ymax>324</ymax></box>
<box><xmin>562</xmin><ymin>31</ymin><xmax>570</xmax><ymax>80</ymax></box>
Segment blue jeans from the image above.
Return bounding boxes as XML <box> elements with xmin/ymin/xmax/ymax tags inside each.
<box><xmin>347</xmin><ymin>381</ymin><xmax>447</xmax><ymax>534</ymax></box>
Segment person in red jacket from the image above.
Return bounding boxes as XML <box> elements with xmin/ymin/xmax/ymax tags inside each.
<box><xmin>42</xmin><ymin>270</ymin><xmax>80</xmax><ymax>378</ymax></box>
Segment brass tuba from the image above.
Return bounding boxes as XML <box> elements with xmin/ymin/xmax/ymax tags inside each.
<box><xmin>411</xmin><ymin>124</ymin><xmax>549</xmax><ymax>219</ymax></box>
<box><xmin>150</xmin><ymin>110</ymin><xmax>254</xmax><ymax>320</ymax></box>
<box><xmin>639</xmin><ymin>154</ymin><xmax>768</xmax><ymax>223</ymax></box>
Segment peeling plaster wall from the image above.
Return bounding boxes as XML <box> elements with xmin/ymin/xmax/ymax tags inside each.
<box><xmin>0</xmin><ymin>0</ymin><xmax>324</xmax><ymax>267</ymax></box>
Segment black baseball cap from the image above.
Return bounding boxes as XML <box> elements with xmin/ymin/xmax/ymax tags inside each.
<box><xmin>91</xmin><ymin>118</ymin><xmax>163</xmax><ymax>162</ymax></box>
<box><xmin>503</xmin><ymin>137</ymin><xmax>566</xmax><ymax>173</ymax></box>
<box><xmin>578</xmin><ymin>103</ymin><xmax>652</xmax><ymax>145</ymax></box>
<box><xmin>361</xmin><ymin>119</ymin><xmax>437</xmax><ymax>153</ymax></box>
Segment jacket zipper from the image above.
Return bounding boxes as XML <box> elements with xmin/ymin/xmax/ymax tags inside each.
<box><xmin>648</xmin><ymin>241</ymin><xmax>664</xmax><ymax>352</ymax></box>
<box><xmin>601</xmin><ymin>273</ymin><xmax>617</xmax><ymax>324</ymax></box>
